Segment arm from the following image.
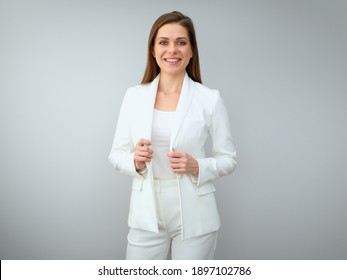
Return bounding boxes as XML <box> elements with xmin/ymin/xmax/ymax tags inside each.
<box><xmin>167</xmin><ymin>91</ymin><xmax>237</xmax><ymax>185</ymax></box>
<box><xmin>108</xmin><ymin>89</ymin><xmax>144</xmax><ymax>179</ymax></box>
<box><xmin>195</xmin><ymin>91</ymin><xmax>237</xmax><ymax>186</ymax></box>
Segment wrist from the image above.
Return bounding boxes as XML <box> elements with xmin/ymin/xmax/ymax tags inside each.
<box><xmin>134</xmin><ymin>160</ymin><xmax>145</xmax><ymax>171</ymax></box>
<box><xmin>136</xmin><ymin>166</ymin><xmax>148</xmax><ymax>175</ymax></box>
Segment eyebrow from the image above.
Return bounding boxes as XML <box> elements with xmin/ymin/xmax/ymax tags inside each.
<box><xmin>157</xmin><ymin>37</ymin><xmax>188</xmax><ymax>40</ymax></box>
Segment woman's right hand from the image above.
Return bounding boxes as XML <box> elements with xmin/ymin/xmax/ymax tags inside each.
<box><xmin>134</xmin><ymin>139</ymin><xmax>153</xmax><ymax>171</ymax></box>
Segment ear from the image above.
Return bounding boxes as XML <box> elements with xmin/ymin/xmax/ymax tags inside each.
<box><xmin>190</xmin><ymin>48</ymin><xmax>193</xmax><ymax>59</ymax></box>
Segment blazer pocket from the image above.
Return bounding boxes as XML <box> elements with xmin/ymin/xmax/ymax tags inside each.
<box><xmin>131</xmin><ymin>177</ymin><xmax>143</xmax><ymax>191</ymax></box>
<box><xmin>194</xmin><ymin>182</ymin><xmax>216</xmax><ymax>196</ymax></box>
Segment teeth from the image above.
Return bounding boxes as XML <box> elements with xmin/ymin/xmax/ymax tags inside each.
<box><xmin>165</xmin><ymin>59</ymin><xmax>179</xmax><ymax>62</ymax></box>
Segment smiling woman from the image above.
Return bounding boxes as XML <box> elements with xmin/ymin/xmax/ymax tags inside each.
<box><xmin>152</xmin><ymin>24</ymin><xmax>193</xmax><ymax>78</ymax></box>
<box><xmin>142</xmin><ymin>11</ymin><xmax>201</xmax><ymax>84</ymax></box>
<box><xmin>108</xmin><ymin>11</ymin><xmax>237</xmax><ymax>260</ymax></box>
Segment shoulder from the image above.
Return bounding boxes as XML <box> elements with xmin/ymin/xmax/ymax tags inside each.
<box><xmin>190</xmin><ymin>79</ymin><xmax>221</xmax><ymax>104</ymax></box>
<box><xmin>194</xmin><ymin>81</ymin><xmax>219</xmax><ymax>95</ymax></box>
<box><xmin>122</xmin><ymin>83</ymin><xmax>151</xmax><ymax>103</ymax></box>
<box><xmin>125</xmin><ymin>83</ymin><xmax>150</xmax><ymax>95</ymax></box>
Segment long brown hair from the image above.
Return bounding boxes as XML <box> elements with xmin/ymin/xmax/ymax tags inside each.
<box><xmin>141</xmin><ymin>11</ymin><xmax>202</xmax><ymax>84</ymax></box>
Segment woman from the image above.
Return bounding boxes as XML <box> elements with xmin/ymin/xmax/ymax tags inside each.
<box><xmin>109</xmin><ymin>11</ymin><xmax>237</xmax><ymax>260</ymax></box>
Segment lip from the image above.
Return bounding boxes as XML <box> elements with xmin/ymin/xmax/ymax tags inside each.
<box><xmin>164</xmin><ymin>58</ymin><xmax>182</xmax><ymax>64</ymax></box>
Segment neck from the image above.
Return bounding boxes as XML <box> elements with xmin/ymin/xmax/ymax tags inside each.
<box><xmin>158</xmin><ymin>72</ymin><xmax>185</xmax><ymax>94</ymax></box>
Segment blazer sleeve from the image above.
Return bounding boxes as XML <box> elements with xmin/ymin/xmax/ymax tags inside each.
<box><xmin>108</xmin><ymin>89</ymin><xmax>144</xmax><ymax>179</ymax></box>
<box><xmin>195</xmin><ymin>91</ymin><xmax>237</xmax><ymax>186</ymax></box>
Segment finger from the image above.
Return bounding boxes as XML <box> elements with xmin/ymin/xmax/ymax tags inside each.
<box><xmin>134</xmin><ymin>155</ymin><xmax>150</xmax><ymax>162</ymax></box>
<box><xmin>136</xmin><ymin>146</ymin><xmax>153</xmax><ymax>154</ymax></box>
<box><xmin>171</xmin><ymin>164</ymin><xmax>184</xmax><ymax>170</ymax></box>
<box><xmin>135</xmin><ymin>148</ymin><xmax>153</xmax><ymax>156</ymax></box>
<box><xmin>168</xmin><ymin>151</ymin><xmax>186</xmax><ymax>158</ymax></box>
<box><xmin>169</xmin><ymin>157</ymin><xmax>188</xmax><ymax>165</ymax></box>
<box><xmin>137</xmin><ymin>139</ymin><xmax>151</xmax><ymax>146</ymax></box>
<box><xmin>135</xmin><ymin>144</ymin><xmax>153</xmax><ymax>152</ymax></box>
<box><xmin>168</xmin><ymin>156</ymin><xmax>180</xmax><ymax>163</ymax></box>
<box><xmin>135</xmin><ymin>153</ymin><xmax>152</xmax><ymax>161</ymax></box>
<box><xmin>171</xmin><ymin>167</ymin><xmax>185</xmax><ymax>174</ymax></box>
<box><xmin>145</xmin><ymin>147</ymin><xmax>154</xmax><ymax>154</ymax></box>
<box><xmin>172</xmin><ymin>161</ymin><xmax>187</xmax><ymax>168</ymax></box>
<box><xmin>135</xmin><ymin>151</ymin><xmax>153</xmax><ymax>158</ymax></box>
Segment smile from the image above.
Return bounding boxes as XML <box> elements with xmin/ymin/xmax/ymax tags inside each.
<box><xmin>164</xmin><ymin>58</ymin><xmax>181</xmax><ymax>62</ymax></box>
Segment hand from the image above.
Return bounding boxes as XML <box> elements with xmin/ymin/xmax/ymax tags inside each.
<box><xmin>134</xmin><ymin>139</ymin><xmax>153</xmax><ymax>171</ymax></box>
<box><xmin>167</xmin><ymin>149</ymin><xmax>199</xmax><ymax>176</ymax></box>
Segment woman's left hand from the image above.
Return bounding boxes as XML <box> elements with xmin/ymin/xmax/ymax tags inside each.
<box><xmin>167</xmin><ymin>149</ymin><xmax>199</xmax><ymax>176</ymax></box>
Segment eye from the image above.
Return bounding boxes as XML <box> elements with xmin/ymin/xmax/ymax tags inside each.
<box><xmin>159</xmin><ymin>40</ymin><xmax>168</xmax><ymax>45</ymax></box>
<box><xmin>177</xmin><ymin>41</ymin><xmax>187</xmax><ymax>46</ymax></box>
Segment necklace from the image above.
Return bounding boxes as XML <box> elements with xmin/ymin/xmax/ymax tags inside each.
<box><xmin>158</xmin><ymin>91</ymin><xmax>180</xmax><ymax>95</ymax></box>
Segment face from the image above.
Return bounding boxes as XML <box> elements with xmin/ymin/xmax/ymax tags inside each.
<box><xmin>152</xmin><ymin>23</ymin><xmax>193</xmax><ymax>77</ymax></box>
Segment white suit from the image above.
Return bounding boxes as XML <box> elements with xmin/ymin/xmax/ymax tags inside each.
<box><xmin>109</xmin><ymin>73</ymin><xmax>237</xmax><ymax>240</ymax></box>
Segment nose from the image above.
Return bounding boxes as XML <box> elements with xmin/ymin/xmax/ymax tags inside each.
<box><xmin>167</xmin><ymin>42</ymin><xmax>177</xmax><ymax>54</ymax></box>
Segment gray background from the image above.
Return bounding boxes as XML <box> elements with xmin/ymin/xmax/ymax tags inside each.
<box><xmin>1</xmin><ymin>0</ymin><xmax>346</xmax><ymax>259</ymax></box>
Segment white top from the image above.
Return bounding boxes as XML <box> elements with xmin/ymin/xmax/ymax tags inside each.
<box><xmin>151</xmin><ymin>108</ymin><xmax>176</xmax><ymax>179</ymax></box>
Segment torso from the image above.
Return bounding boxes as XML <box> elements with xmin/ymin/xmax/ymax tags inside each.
<box><xmin>151</xmin><ymin>109</ymin><xmax>176</xmax><ymax>179</ymax></box>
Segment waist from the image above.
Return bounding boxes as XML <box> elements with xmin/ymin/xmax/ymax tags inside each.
<box><xmin>153</xmin><ymin>178</ymin><xmax>178</xmax><ymax>193</ymax></box>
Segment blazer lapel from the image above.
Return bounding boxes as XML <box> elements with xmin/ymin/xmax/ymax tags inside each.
<box><xmin>133</xmin><ymin>75</ymin><xmax>159</xmax><ymax>142</ymax></box>
<box><xmin>133</xmin><ymin>73</ymin><xmax>194</xmax><ymax>152</ymax></box>
<box><xmin>170</xmin><ymin>73</ymin><xmax>195</xmax><ymax>150</ymax></box>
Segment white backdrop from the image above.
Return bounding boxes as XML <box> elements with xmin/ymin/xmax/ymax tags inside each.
<box><xmin>1</xmin><ymin>0</ymin><xmax>346</xmax><ymax>259</ymax></box>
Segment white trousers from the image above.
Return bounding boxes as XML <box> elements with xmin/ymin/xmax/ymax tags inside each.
<box><xmin>126</xmin><ymin>178</ymin><xmax>218</xmax><ymax>260</ymax></box>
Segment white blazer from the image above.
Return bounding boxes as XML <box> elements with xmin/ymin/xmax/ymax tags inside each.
<box><xmin>109</xmin><ymin>73</ymin><xmax>237</xmax><ymax>240</ymax></box>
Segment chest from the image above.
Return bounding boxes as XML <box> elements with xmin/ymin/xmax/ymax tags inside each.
<box><xmin>154</xmin><ymin>92</ymin><xmax>180</xmax><ymax>111</ymax></box>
